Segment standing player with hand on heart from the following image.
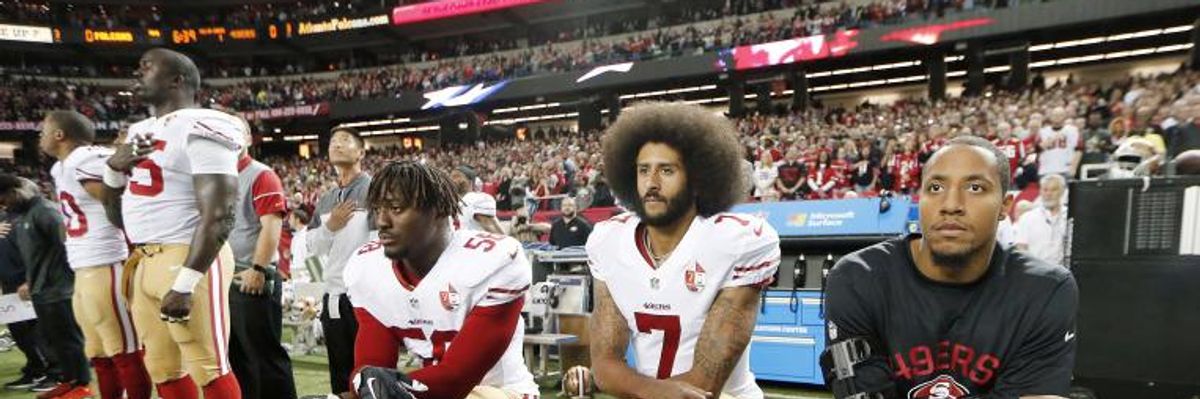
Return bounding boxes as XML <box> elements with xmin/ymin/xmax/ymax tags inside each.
<box><xmin>101</xmin><ymin>48</ymin><xmax>245</xmax><ymax>399</ymax></box>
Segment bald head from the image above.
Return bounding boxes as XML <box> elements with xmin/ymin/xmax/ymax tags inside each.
<box><xmin>149</xmin><ymin>48</ymin><xmax>201</xmax><ymax>91</ymax></box>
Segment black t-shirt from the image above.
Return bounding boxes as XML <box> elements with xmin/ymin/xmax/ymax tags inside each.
<box><xmin>549</xmin><ymin>217</ymin><xmax>592</xmax><ymax>248</ymax></box>
<box><xmin>851</xmin><ymin>159</ymin><xmax>878</xmax><ymax>187</ymax></box>
<box><xmin>777</xmin><ymin>161</ymin><xmax>806</xmax><ymax>188</ymax></box>
<box><xmin>824</xmin><ymin>235</ymin><xmax>1077</xmax><ymax>399</ymax></box>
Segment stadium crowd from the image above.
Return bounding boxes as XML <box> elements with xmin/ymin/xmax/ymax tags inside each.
<box><xmin>7</xmin><ymin>66</ymin><xmax>1197</xmax><ymax>217</ymax></box>
<box><xmin>253</xmin><ymin>68</ymin><xmax>1199</xmax><ymax>219</ymax></box>
<box><xmin>3</xmin><ymin>0</ymin><xmax>1031</xmax><ymax>115</ymax></box>
<box><xmin>7</xmin><ymin>64</ymin><xmax>1190</xmax><ymax>215</ymax></box>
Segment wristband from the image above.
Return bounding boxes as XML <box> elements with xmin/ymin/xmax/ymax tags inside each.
<box><xmin>103</xmin><ymin>165</ymin><xmax>129</xmax><ymax>188</ymax></box>
<box><xmin>171</xmin><ymin>268</ymin><xmax>205</xmax><ymax>294</ymax></box>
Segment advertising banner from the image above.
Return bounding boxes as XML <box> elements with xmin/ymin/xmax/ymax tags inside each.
<box><xmin>0</xmin><ymin>23</ymin><xmax>53</xmax><ymax>43</ymax></box>
<box><xmin>731</xmin><ymin>197</ymin><xmax>913</xmax><ymax>237</ymax></box>
<box><xmin>0</xmin><ymin>120</ymin><xmax>125</xmax><ymax>132</ymax></box>
<box><xmin>392</xmin><ymin>0</ymin><xmax>553</xmax><ymax>26</ymax></box>
<box><xmin>298</xmin><ymin>14</ymin><xmax>390</xmax><ymax>35</ymax></box>
<box><xmin>492</xmin><ymin>53</ymin><xmax>721</xmax><ymax>102</ymax></box>
<box><xmin>240</xmin><ymin>103</ymin><xmax>330</xmax><ymax>121</ymax></box>
<box><xmin>719</xmin><ymin>30</ymin><xmax>860</xmax><ymax>71</ymax></box>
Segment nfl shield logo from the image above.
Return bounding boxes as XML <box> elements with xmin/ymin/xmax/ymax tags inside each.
<box><xmin>684</xmin><ymin>263</ymin><xmax>706</xmax><ymax>292</ymax></box>
<box><xmin>907</xmin><ymin>374</ymin><xmax>970</xmax><ymax>399</ymax></box>
<box><xmin>439</xmin><ymin>284</ymin><xmax>461</xmax><ymax>311</ymax></box>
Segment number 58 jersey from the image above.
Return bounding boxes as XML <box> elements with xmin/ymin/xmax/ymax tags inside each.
<box><xmin>345</xmin><ymin>230</ymin><xmax>538</xmax><ymax>396</ymax></box>
<box><xmin>586</xmin><ymin>213</ymin><xmax>781</xmax><ymax>399</ymax></box>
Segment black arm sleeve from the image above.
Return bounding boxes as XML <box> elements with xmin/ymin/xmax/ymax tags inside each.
<box><xmin>824</xmin><ymin>259</ymin><xmax>895</xmax><ymax>392</ymax></box>
<box><xmin>989</xmin><ymin>277</ymin><xmax>1078</xmax><ymax>397</ymax></box>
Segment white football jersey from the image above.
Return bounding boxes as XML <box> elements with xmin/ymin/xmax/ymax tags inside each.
<box><xmin>453</xmin><ymin>191</ymin><xmax>497</xmax><ymax>232</ymax></box>
<box><xmin>1036</xmin><ymin>125</ymin><xmax>1081</xmax><ymax>176</ymax></box>
<box><xmin>345</xmin><ymin>230</ymin><xmax>538</xmax><ymax>396</ymax></box>
<box><xmin>50</xmin><ymin>145</ymin><xmax>129</xmax><ymax>269</ymax></box>
<box><xmin>586</xmin><ymin>212</ymin><xmax>781</xmax><ymax>399</ymax></box>
<box><xmin>122</xmin><ymin>109</ymin><xmax>244</xmax><ymax>245</ymax></box>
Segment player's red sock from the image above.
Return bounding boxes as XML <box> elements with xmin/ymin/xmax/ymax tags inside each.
<box><xmin>90</xmin><ymin>357</ymin><xmax>122</xmax><ymax>399</ymax></box>
<box><xmin>201</xmin><ymin>373</ymin><xmax>242</xmax><ymax>399</ymax></box>
<box><xmin>112</xmin><ymin>351</ymin><xmax>152</xmax><ymax>399</ymax></box>
<box><xmin>155</xmin><ymin>375</ymin><xmax>199</xmax><ymax>399</ymax></box>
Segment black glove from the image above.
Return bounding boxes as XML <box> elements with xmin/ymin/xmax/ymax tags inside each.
<box><xmin>353</xmin><ymin>366</ymin><xmax>425</xmax><ymax>399</ymax></box>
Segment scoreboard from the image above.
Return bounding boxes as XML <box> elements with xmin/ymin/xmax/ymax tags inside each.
<box><xmin>23</xmin><ymin>13</ymin><xmax>388</xmax><ymax>47</ymax></box>
<box><xmin>2</xmin><ymin>0</ymin><xmax>548</xmax><ymax>47</ymax></box>
<box><xmin>170</xmin><ymin>26</ymin><xmax>259</xmax><ymax>45</ymax></box>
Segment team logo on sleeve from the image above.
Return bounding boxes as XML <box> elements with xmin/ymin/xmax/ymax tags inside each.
<box><xmin>907</xmin><ymin>375</ymin><xmax>970</xmax><ymax>399</ymax></box>
<box><xmin>684</xmin><ymin>262</ymin><xmax>707</xmax><ymax>292</ymax></box>
<box><xmin>439</xmin><ymin>284</ymin><xmax>461</xmax><ymax>311</ymax></box>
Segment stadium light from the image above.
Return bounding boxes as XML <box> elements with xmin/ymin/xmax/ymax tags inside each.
<box><xmin>359</xmin><ymin>125</ymin><xmax>439</xmax><ymax>136</ymax></box>
<box><xmin>283</xmin><ymin>134</ymin><xmax>319</xmax><ymax>141</ymax></box>
<box><xmin>607</xmin><ymin>39</ymin><xmax>1194</xmax><ymax>105</ymax></box>
<box><xmin>338</xmin><ymin>117</ymin><xmax>411</xmax><ymax>128</ymax></box>
<box><xmin>1029</xmin><ymin>25</ymin><xmax>1193</xmax><ymax>52</ymax></box>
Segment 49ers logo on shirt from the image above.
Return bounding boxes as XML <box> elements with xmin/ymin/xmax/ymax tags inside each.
<box><xmin>439</xmin><ymin>284</ymin><xmax>461</xmax><ymax>311</ymax></box>
<box><xmin>684</xmin><ymin>262</ymin><xmax>706</xmax><ymax>292</ymax></box>
<box><xmin>907</xmin><ymin>374</ymin><xmax>970</xmax><ymax>399</ymax></box>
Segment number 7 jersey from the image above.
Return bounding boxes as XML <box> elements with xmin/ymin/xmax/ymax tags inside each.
<box><xmin>586</xmin><ymin>212</ymin><xmax>781</xmax><ymax>399</ymax></box>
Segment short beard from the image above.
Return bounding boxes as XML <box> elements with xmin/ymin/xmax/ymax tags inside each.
<box><xmin>929</xmin><ymin>241</ymin><xmax>988</xmax><ymax>270</ymax></box>
<box><xmin>634</xmin><ymin>190</ymin><xmax>692</xmax><ymax>227</ymax></box>
<box><xmin>930</xmin><ymin>250</ymin><xmax>972</xmax><ymax>270</ymax></box>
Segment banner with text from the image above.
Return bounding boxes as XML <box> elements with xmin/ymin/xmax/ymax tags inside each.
<box><xmin>392</xmin><ymin>0</ymin><xmax>553</xmax><ymax>26</ymax></box>
<box><xmin>731</xmin><ymin>197</ymin><xmax>913</xmax><ymax>237</ymax></box>
<box><xmin>0</xmin><ymin>120</ymin><xmax>125</xmax><ymax>132</ymax></box>
<box><xmin>0</xmin><ymin>23</ymin><xmax>53</xmax><ymax>43</ymax></box>
<box><xmin>240</xmin><ymin>103</ymin><xmax>330</xmax><ymax>121</ymax></box>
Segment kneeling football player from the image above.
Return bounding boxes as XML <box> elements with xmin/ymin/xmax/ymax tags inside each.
<box><xmin>345</xmin><ymin>161</ymin><xmax>538</xmax><ymax>399</ymax></box>
<box><xmin>586</xmin><ymin>103</ymin><xmax>781</xmax><ymax>399</ymax></box>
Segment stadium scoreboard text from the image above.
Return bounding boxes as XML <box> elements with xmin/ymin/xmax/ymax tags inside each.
<box><xmin>9</xmin><ymin>13</ymin><xmax>390</xmax><ymax>46</ymax></box>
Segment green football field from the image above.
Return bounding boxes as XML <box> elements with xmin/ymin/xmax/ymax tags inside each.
<box><xmin>0</xmin><ymin>347</ymin><xmax>831</xmax><ymax>398</ymax></box>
